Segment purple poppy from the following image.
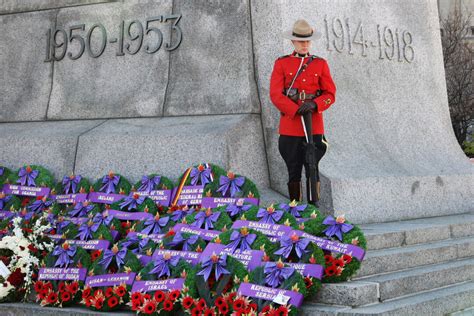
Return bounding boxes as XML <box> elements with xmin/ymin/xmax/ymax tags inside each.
<box><xmin>17</xmin><ymin>166</ymin><xmax>39</xmax><ymax>187</ymax></box>
<box><xmin>192</xmin><ymin>209</ymin><xmax>220</xmax><ymax>230</ymax></box>
<box><xmin>322</xmin><ymin>215</ymin><xmax>353</xmax><ymax>241</ymax></box>
<box><xmin>257</xmin><ymin>205</ymin><xmax>283</xmax><ymax>224</ymax></box>
<box><xmin>190</xmin><ymin>164</ymin><xmax>213</xmax><ymax>186</ymax></box>
<box><xmin>99</xmin><ymin>245</ymin><xmax>127</xmax><ymax>271</ymax></box>
<box><xmin>69</xmin><ymin>201</ymin><xmax>94</xmax><ymax>217</ymax></box>
<box><xmin>264</xmin><ymin>260</ymin><xmax>295</xmax><ymax>288</ymax></box>
<box><xmin>197</xmin><ymin>253</ymin><xmax>230</xmax><ymax>282</ymax></box>
<box><xmin>138</xmin><ymin>175</ymin><xmax>161</xmax><ymax>192</ymax></box>
<box><xmin>62</xmin><ymin>175</ymin><xmax>82</xmax><ymax>194</ymax></box>
<box><xmin>53</xmin><ymin>243</ymin><xmax>77</xmax><ymax>268</ymax></box>
<box><xmin>141</xmin><ymin>214</ymin><xmax>170</xmax><ymax>235</ymax></box>
<box><xmin>91</xmin><ymin>212</ymin><xmax>114</xmax><ymax>232</ymax></box>
<box><xmin>100</xmin><ymin>173</ymin><xmax>120</xmax><ymax>194</ymax></box>
<box><xmin>274</xmin><ymin>233</ymin><xmax>310</xmax><ymax>259</ymax></box>
<box><xmin>225</xmin><ymin>228</ymin><xmax>256</xmax><ymax>253</ymax></box>
<box><xmin>216</xmin><ymin>172</ymin><xmax>245</xmax><ymax>197</ymax></box>
<box><xmin>278</xmin><ymin>201</ymin><xmax>307</xmax><ymax>218</ymax></box>
<box><xmin>148</xmin><ymin>253</ymin><xmax>180</xmax><ymax>278</ymax></box>
<box><xmin>167</xmin><ymin>232</ymin><xmax>199</xmax><ymax>251</ymax></box>
<box><xmin>226</xmin><ymin>201</ymin><xmax>252</xmax><ymax>218</ymax></box>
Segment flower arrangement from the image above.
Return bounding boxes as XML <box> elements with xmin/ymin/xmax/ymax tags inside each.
<box><xmin>92</xmin><ymin>171</ymin><xmax>132</xmax><ymax>195</ymax></box>
<box><xmin>184</xmin><ymin>208</ymin><xmax>233</xmax><ymax>232</ymax></box>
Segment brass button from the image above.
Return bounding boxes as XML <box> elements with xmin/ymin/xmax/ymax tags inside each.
<box><xmin>290</xmin><ymin>72</ymin><xmax>293</xmax><ymax>75</ymax></box>
<box><xmin>303</xmin><ymin>79</ymin><xmax>306</xmax><ymax>82</ymax></box>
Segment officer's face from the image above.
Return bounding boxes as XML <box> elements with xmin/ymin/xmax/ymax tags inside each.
<box><xmin>292</xmin><ymin>40</ymin><xmax>311</xmax><ymax>55</ymax></box>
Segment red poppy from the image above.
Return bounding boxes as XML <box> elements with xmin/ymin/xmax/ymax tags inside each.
<box><xmin>218</xmin><ymin>303</ymin><xmax>229</xmax><ymax>315</ymax></box>
<box><xmin>115</xmin><ymin>285</ymin><xmax>126</xmax><ymax>297</ymax></box>
<box><xmin>325</xmin><ymin>266</ymin><xmax>336</xmax><ymax>277</ymax></box>
<box><xmin>142</xmin><ymin>300</ymin><xmax>157</xmax><ymax>314</ymax></box>
<box><xmin>163</xmin><ymin>299</ymin><xmax>174</xmax><ymax>311</ymax></box>
<box><xmin>168</xmin><ymin>289</ymin><xmax>180</xmax><ymax>301</ymax></box>
<box><xmin>67</xmin><ymin>281</ymin><xmax>79</xmax><ymax>294</ymax></box>
<box><xmin>182</xmin><ymin>296</ymin><xmax>195</xmax><ymax>309</ymax></box>
<box><xmin>324</xmin><ymin>255</ymin><xmax>334</xmax><ymax>264</ymax></box>
<box><xmin>333</xmin><ymin>259</ymin><xmax>345</xmax><ymax>268</ymax></box>
<box><xmin>94</xmin><ymin>297</ymin><xmax>104</xmax><ymax>309</ymax></box>
<box><xmin>233</xmin><ymin>298</ymin><xmax>246</xmax><ymax>312</ymax></box>
<box><xmin>225</xmin><ymin>292</ymin><xmax>236</xmax><ymax>304</ymax></box>
<box><xmin>60</xmin><ymin>291</ymin><xmax>71</xmax><ymax>303</ymax></box>
<box><xmin>36</xmin><ymin>291</ymin><xmax>45</xmax><ymax>300</ymax></box>
<box><xmin>275</xmin><ymin>306</ymin><xmax>289</xmax><ymax>316</ymax></box>
<box><xmin>91</xmin><ymin>250</ymin><xmax>102</xmax><ymax>262</ymax></box>
<box><xmin>197</xmin><ymin>298</ymin><xmax>207</xmax><ymax>310</ymax></box>
<box><xmin>203</xmin><ymin>308</ymin><xmax>215</xmax><ymax>316</ymax></box>
<box><xmin>27</xmin><ymin>244</ymin><xmax>38</xmax><ymax>253</ymax></box>
<box><xmin>107</xmin><ymin>296</ymin><xmax>119</xmax><ymax>308</ymax></box>
<box><xmin>154</xmin><ymin>290</ymin><xmax>165</xmax><ymax>302</ymax></box>
<box><xmin>34</xmin><ymin>281</ymin><xmax>44</xmax><ymax>293</ymax></box>
<box><xmin>192</xmin><ymin>307</ymin><xmax>203</xmax><ymax>316</ymax></box>
<box><xmin>215</xmin><ymin>296</ymin><xmax>225</xmax><ymax>307</ymax></box>
<box><xmin>342</xmin><ymin>254</ymin><xmax>352</xmax><ymax>264</ymax></box>
<box><xmin>131</xmin><ymin>292</ymin><xmax>143</xmax><ymax>302</ymax></box>
<box><xmin>249</xmin><ymin>302</ymin><xmax>257</xmax><ymax>311</ymax></box>
<box><xmin>105</xmin><ymin>287</ymin><xmax>114</xmax><ymax>298</ymax></box>
<box><xmin>304</xmin><ymin>276</ymin><xmax>314</xmax><ymax>289</ymax></box>
<box><xmin>83</xmin><ymin>297</ymin><xmax>92</xmax><ymax>307</ymax></box>
<box><xmin>261</xmin><ymin>305</ymin><xmax>271</xmax><ymax>314</ymax></box>
<box><xmin>131</xmin><ymin>299</ymin><xmax>142</xmax><ymax>310</ymax></box>
<box><xmin>143</xmin><ymin>293</ymin><xmax>151</xmax><ymax>300</ymax></box>
<box><xmin>82</xmin><ymin>287</ymin><xmax>91</xmax><ymax>299</ymax></box>
<box><xmin>46</xmin><ymin>292</ymin><xmax>58</xmax><ymax>304</ymax></box>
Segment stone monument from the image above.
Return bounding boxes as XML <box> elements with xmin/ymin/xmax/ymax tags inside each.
<box><xmin>1</xmin><ymin>0</ymin><xmax>472</xmax><ymax>225</ymax></box>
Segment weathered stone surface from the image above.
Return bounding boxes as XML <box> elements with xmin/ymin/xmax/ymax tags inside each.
<box><xmin>355</xmin><ymin>237</ymin><xmax>473</xmax><ymax>277</ymax></box>
<box><xmin>359</xmin><ymin>258</ymin><xmax>474</xmax><ymax>301</ymax></box>
<box><xmin>0</xmin><ymin>1</ymin><xmax>116</xmax><ymax>14</ymax></box>
<box><xmin>47</xmin><ymin>0</ymin><xmax>171</xmax><ymax>120</ymax></box>
<box><xmin>252</xmin><ymin>0</ymin><xmax>474</xmax><ymax>223</ymax></box>
<box><xmin>163</xmin><ymin>0</ymin><xmax>259</xmax><ymax>116</ymax></box>
<box><xmin>0</xmin><ymin>120</ymin><xmax>105</xmax><ymax>180</ymax></box>
<box><xmin>301</xmin><ymin>303</ymin><xmax>350</xmax><ymax>316</ymax></box>
<box><xmin>0</xmin><ymin>10</ymin><xmax>55</xmax><ymax>122</ymax></box>
<box><xmin>74</xmin><ymin>115</ymin><xmax>269</xmax><ymax>187</ymax></box>
<box><xmin>0</xmin><ymin>303</ymin><xmax>132</xmax><ymax>315</ymax></box>
<box><xmin>337</xmin><ymin>282</ymin><xmax>474</xmax><ymax>316</ymax></box>
<box><xmin>313</xmin><ymin>281</ymin><xmax>379</xmax><ymax>307</ymax></box>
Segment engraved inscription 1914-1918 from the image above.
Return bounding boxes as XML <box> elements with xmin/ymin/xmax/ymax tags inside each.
<box><xmin>324</xmin><ymin>15</ymin><xmax>415</xmax><ymax>63</ymax></box>
<box><xmin>44</xmin><ymin>14</ymin><xmax>182</xmax><ymax>62</ymax></box>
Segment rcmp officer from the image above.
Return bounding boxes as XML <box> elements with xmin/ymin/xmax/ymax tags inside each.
<box><xmin>270</xmin><ymin>19</ymin><xmax>336</xmax><ymax>205</ymax></box>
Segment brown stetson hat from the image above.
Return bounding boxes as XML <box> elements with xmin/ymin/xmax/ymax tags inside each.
<box><xmin>282</xmin><ymin>19</ymin><xmax>321</xmax><ymax>41</ymax></box>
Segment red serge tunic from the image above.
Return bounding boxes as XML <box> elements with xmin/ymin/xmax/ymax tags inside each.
<box><xmin>269</xmin><ymin>52</ymin><xmax>336</xmax><ymax>136</ymax></box>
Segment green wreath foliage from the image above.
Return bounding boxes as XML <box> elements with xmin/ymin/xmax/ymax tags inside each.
<box><xmin>186</xmin><ymin>255</ymin><xmax>248</xmax><ymax>307</ymax></box>
<box><xmin>118</xmin><ymin>235</ymin><xmax>158</xmax><ymax>256</ymax></box>
<box><xmin>0</xmin><ymin>194</ymin><xmax>21</xmax><ymax>211</ymax></box>
<box><xmin>162</xmin><ymin>232</ymin><xmax>207</xmax><ymax>252</ymax></box>
<box><xmin>92</xmin><ymin>173</ymin><xmax>131</xmax><ymax>195</ymax></box>
<box><xmin>178</xmin><ymin>163</ymin><xmax>260</xmax><ymax>199</ymax></box>
<box><xmin>109</xmin><ymin>196</ymin><xmax>158</xmax><ymax>214</ymax></box>
<box><xmin>215</xmin><ymin>228</ymin><xmax>277</xmax><ymax>257</ymax></box>
<box><xmin>64</xmin><ymin>220</ymin><xmax>116</xmax><ymax>244</ymax></box>
<box><xmin>133</xmin><ymin>174</ymin><xmax>175</xmax><ymax>191</ymax></box>
<box><xmin>0</xmin><ymin>166</ymin><xmax>11</xmax><ymax>186</ymax></box>
<box><xmin>303</xmin><ymin>216</ymin><xmax>367</xmax><ymax>282</ymax></box>
<box><xmin>249</xmin><ymin>265</ymin><xmax>306</xmax><ymax>316</ymax></box>
<box><xmin>184</xmin><ymin>208</ymin><xmax>233</xmax><ymax>231</ymax></box>
<box><xmin>7</xmin><ymin>165</ymin><xmax>55</xmax><ymax>188</ymax></box>
<box><xmin>52</xmin><ymin>175</ymin><xmax>91</xmax><ymax>195</ymax></box>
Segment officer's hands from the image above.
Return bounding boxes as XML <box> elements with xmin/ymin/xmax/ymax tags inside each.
<box><xmin>297</xmin><ymin>100</ymin><xmax>317</xmax><ymax>115</ymax></box>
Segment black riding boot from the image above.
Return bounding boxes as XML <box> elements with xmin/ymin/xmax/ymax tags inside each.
<box><xmin>306</xmin><ymin>178</ymin><xmax>320</xmax><ymax>207</ymax></box>
<box><xmin>287</xmin><ymin>181</ymin><xmax>302</xmax><ymax>202</ymax></box>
